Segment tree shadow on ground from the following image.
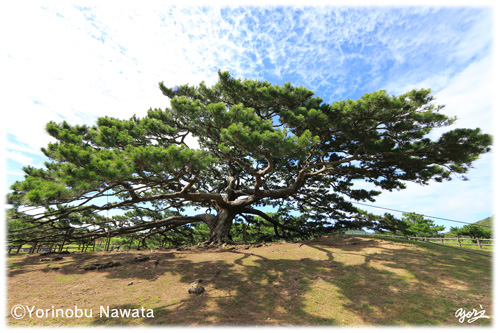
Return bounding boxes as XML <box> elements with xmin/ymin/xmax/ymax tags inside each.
<box><xmin>7</xmin><ymin>235</ymin><xmax>492</xmax><ymax>326</ymax></box>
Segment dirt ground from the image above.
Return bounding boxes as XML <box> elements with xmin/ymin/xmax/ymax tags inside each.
<box><xmin>6</xmin><ymin>234</ymin><xmax>493</xmax><ymax>326</ymax></box>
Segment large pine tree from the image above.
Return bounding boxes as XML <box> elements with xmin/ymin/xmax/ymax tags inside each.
<box><xmin>8</xmin><ymin>71</ymin><xmax>492</xmax><ymax>246</ymax></box>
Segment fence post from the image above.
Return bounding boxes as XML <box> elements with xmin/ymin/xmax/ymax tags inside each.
<box><xmin>441</xmin><ymin>238</ymin><xmax>444</xmax><ymax>245</ymax></box>
<box><xmin>476</xmin><ymin>238</ymin><xmax>482</xmax><ymax>249</ymax></box>
<box><xmin>457</xmin><ymin>238</ymin><xmax>461</xmax><ymax>247</ymax></box>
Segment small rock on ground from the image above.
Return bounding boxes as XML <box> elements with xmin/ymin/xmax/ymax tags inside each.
<box><xmin>188</xmin><ymin>281</ymin><xmax>205</xmax><ymax>295</ymax></box>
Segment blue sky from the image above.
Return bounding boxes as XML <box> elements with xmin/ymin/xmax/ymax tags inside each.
<box><xmin>1</xmin><ymin>1</ymin><xmax>497</xmax><ymax>231</ymax></box>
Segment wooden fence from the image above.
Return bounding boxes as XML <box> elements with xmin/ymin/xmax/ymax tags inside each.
<box><xmin>6</xmin><ymin>242</ymin><xmax>119</xmax><ymax>255</ymax></box>
<box><xmin>372</xmin><ymin>234</ymin><xmax>493</xmax><ymax>249</ymax></box>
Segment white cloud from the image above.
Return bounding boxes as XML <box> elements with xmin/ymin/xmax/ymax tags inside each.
<box><xmin>432</xmin><ymin>55</ymin><xmax>494</xmax><ymax>135</ymax></box>
<box><xmin>384</xmin><ymin>54</ymin><xmax>493</xmax><ymax>139</ymax></box>
<box><xmin>5</xmin><ymin>139</ymin><xmax>44</xmax><ymax>157</ymax></box>
<box><xmin>6</xmin><ymin>151</ymin><xmax>35</xmax><ymax>167</ymax></box>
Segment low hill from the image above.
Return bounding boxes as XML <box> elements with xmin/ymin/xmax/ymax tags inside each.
<box><xmin>443</xmin><ymin>215</ymin><xmax>493</xmax><ymax>237</ymax></box>
<box><xmin>474</xmin><ymin>216</ymin><xmax>493</xmax><ymax>229</ymax></box>
<box><xmin>7</xmin><ymin>234</ymin><xmax>492</xmax><ymax>326</ymax></box>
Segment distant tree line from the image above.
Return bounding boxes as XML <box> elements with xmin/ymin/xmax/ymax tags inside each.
<box><xmin>367</xmin><ymin>211</ymin><xmax>492</xmax><ymax>239</ymax></box>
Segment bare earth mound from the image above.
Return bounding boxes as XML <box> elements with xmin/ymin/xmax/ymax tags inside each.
<box><xmin>6</xmin><ymin>235</ymin><xmax>492</xmax><ymax>326</ymax></box>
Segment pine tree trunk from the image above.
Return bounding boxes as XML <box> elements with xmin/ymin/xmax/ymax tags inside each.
<box><xmin>242</xmin><ymin>224</ymin><xmax>248</xmax><ymax>243</ymax></box>
<box><xmin>205</xmin><ymin>207</ymin><xmax>238</xmax><ymax>246</ymax></box>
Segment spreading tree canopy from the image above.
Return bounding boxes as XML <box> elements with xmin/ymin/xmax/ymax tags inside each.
<box><xmin>450</xmin><ymin>224</ymin><xmax>492</xmax><ymax>239</ymax></box>
<box><xmin>7</xmin><ymin>71</ymin><xmax>492</xmax><ymax>247</ymax></box>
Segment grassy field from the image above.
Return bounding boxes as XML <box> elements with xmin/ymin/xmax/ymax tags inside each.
<box><xmin>6</xmin><ymin>234</ymin><xmax>492</xmax><ymax>326</ymax></box>
<box><xmin>369</xmin><ymin>235</ymin><xmax>493</xmax><ymax>253</ymax></box>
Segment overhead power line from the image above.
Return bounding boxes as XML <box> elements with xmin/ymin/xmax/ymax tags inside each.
<box><xmin>348</xmin><ymin>200</ymin><xmax>493</xmax><ymax>229</ymax></box>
